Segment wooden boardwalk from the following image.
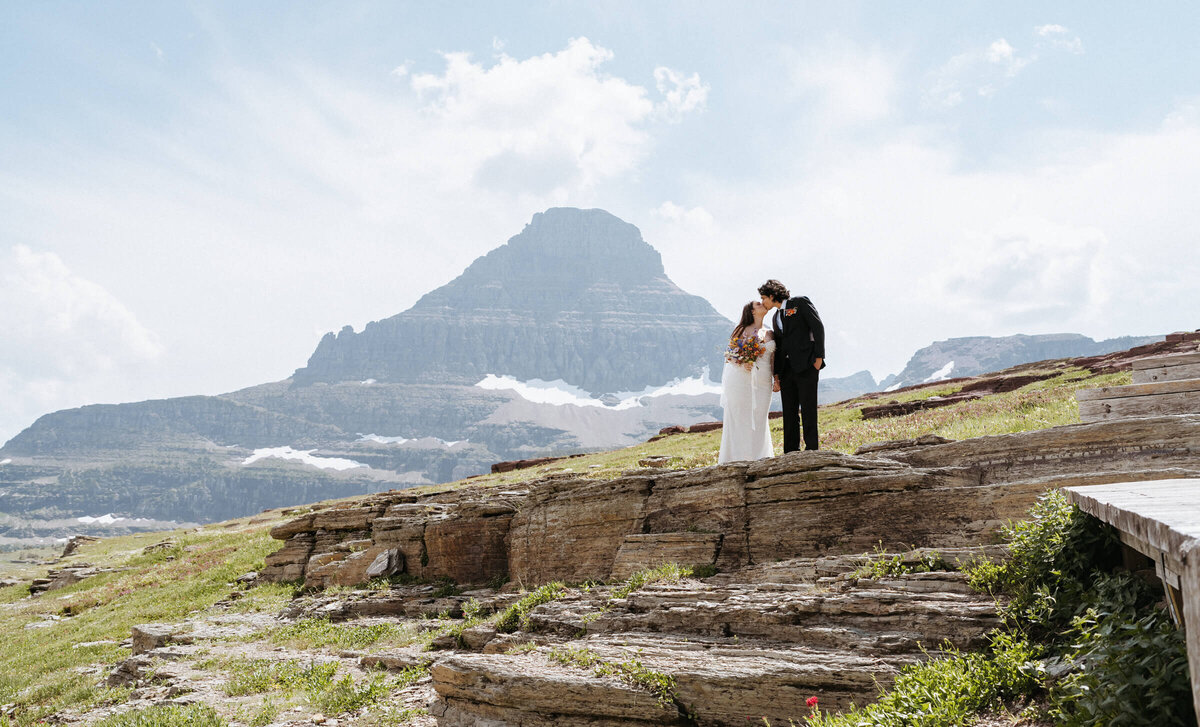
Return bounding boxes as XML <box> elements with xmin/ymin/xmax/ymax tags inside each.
<box><xmin>1065</xmin><ymin>479</ymin><xmax>1200</xmax><ymax>722</ymax></box>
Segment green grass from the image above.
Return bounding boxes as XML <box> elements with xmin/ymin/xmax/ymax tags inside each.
<box><xmin>407</xmin><ymin>368</ymin><xmax>1126</xmax><ymax>491</ymax></box>
<box><xmin>609</xmin><ymin>562</ymin><xmax>704</xmax><ymax>601</ymax></box>
<box><xmin>215</xmin><ymin>656</ymin><xmax>423</xmax><ymax>715</ymax></box>
<box><xmin>0</xmin><ymin>524</ymin><xmax>282</xmax><ymax>724</ymax></box>
<box><xmin>494</xmin><ymin>582</ymin><xmax>566</xmax><ymax>633</ymax></box>
<box><xmin>260</xmin><ymin>617</ymin><xmax>420</xmax><ymax>652</ymax></box>
<box><xmin>86</xmin><ymin>704</ymin><xmax>227</xmax><ymax>727</ymax></box>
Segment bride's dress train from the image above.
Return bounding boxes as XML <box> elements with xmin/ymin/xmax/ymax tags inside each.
<box><xmin>717</xmin><ymin>334</ymin><xmax>776</xmax><ymax>463</ymax></box>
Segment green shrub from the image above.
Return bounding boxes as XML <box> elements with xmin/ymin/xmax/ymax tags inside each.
<box><xmin>963</xmin><ymin>490</ymin><xmax>1194</xmax><ymax>726</ymax></box>
<box><xmin>311</xmin><ymin>673</ymin><xmax>392</xmax><ymax>714</ymax></box>
<box><xmin>495</xmin><ymin>582</ymin><xmax>566</xmax><ymax>633</ymax></box>
<box><xmin>1051</xmin><ymin>598</ymin><xmax>1194</xmax><ymax>725</ymax></box>
<box><xmin>800</xmin><ymin>633</ymin><xmax>1044</xmax><ymax>727</ymax></box>
<box><xmin>968</xmin><ymin>489</ymin><xmax>1124</xmax><ymax>637</ymax></box>
<box><xmin>610</xmin><ymin>563</ymin><xmax>697</xmax><ymax>601</ymax></box>
<box><xmin>431</xmin><ymin>577</ymin><xmax>460</xmax><ymax>598</ymax></box>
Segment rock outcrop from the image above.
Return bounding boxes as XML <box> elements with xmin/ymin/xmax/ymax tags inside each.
<box><xmin>263</xmin><ymin>414</ymin><xmax>1200</xmax><ymax>591</ymax></box>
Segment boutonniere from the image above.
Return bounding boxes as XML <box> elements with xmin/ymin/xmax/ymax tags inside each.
<box><xmin>784</xmin><ymin>308</ymin><xmax>799</xmax><ymax>317</ymax></box>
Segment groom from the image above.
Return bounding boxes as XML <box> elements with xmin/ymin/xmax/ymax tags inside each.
<box><xmin>759</xmin><ymin>279</ymin><xmax>825</xmax><ymax>452</ymax></box>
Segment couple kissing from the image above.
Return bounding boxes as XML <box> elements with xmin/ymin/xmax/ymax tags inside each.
<box><xmin>717</xmin><ymin>279</ymin><xmax>825</xmax><ymax>464</ymax></box>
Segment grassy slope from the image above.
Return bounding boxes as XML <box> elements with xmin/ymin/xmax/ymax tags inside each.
<box><xmin>0</xmin><ymin>365</ymin><xmax>1130</xmax><ymax>724</ymax></box>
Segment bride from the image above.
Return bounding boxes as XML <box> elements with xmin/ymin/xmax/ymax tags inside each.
<box><xmin>717</xmin><ymin>300</ymin><xmax>777</xmax><ymax>463</ymax></box>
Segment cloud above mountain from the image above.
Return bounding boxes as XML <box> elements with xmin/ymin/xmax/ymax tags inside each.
<box><xmin>0</xmin><ymin>245</ymin><xmax>163</xmax><ymax>439</ymax></box>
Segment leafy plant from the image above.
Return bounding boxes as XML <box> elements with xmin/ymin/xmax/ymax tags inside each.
<box><xmin>798</xmin><ymin>633</ymin><xmax>1044</xmax><ymax>727</ymax></box>
<box><xmin>494</xmin><ymin>582</ymin><xmax>566</xmax><ymax>633</ymax></box>
<box><xmin>853</xmin><ymin>544</ymin><xmax>954</xmax><ymax>579</ymax></box>
<box><xmin>1051</xmin><ymin>595</ymin><xmax>1194</xmax><ymax>725</ymax></box>
<box><xmin>609</xmin><ymin>563</ymin><xmax>698</xmax><ymax>601</ymax></box>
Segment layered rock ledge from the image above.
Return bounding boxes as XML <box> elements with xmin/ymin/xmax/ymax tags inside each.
<box><xmin>263</xmin><ymin>415</ymin><xmax>1200</xmax><ymax>591</ymax></box>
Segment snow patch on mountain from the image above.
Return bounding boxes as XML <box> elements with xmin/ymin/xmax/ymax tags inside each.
<box><xmin>358</xmin><ymin>434</ymin><xmax>465</xmax><ymax>448</ymax></box>
<box><xmin>76</xmin><ymin>514</ymin><xmax>156</xmax><ymax>525</ymax></box>
<box><xmin>476</xmin><ymin>370</ymin><xmax>721</xmax><ymax>410</ymax></box>
<box><xmin>923</xmin><ymin>361</ymin><xmax>955</xmax><ymax>383</ymax></box>
<box><xmin>242</xmin><ymin>446</ymin><xmax>368</xmax><ymax>471</ymax></box>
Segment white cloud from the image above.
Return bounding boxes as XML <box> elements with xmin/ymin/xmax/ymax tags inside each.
<box><xmin>1035</xmin><ymin>24</ymin><xmax>1084</xmax><ymax>54</ymax></box>
<box><xmin>942</xmin><ymin>219</ymin><xmax>1114</xmax><ymax>325</ymax></box>
<box><xmin>653</xmin><ymin>201</ymin><xmax>715</xmax><ymax>233</ymax></box>
<box><xmin>0</xmin><ymin>246</ymin><xmax>164</xmax><ymax>443</ymax></box>
<box><xmin>788</xmin><ymin>40</ymin><xmax>898</xmax><ymax>124</ymax></box>
<box><xmin>654</xmin><ymin>67</ymin><xmax>709</xmax><ymax>122</ymax></box>
<box><xmin>411</xmin><ymin>37</ymin><xmax>702</xmax><ymax>192</ymax></box>
<box><xmin>0</xmin><ymin>246</ymin><xmax>162</xmax><ymax>376</ymax></box>
<box><xmin>926</xmin><ymin>38</ymin><xmax>1033</xmax><ymax>107</ymax></box>
<box><xmin>646</xmin><ymin>103</ymin><xmax>1200</xmax><ymax>380</ymax></box>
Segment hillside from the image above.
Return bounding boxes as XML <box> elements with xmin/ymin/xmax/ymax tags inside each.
<box><xmin>0</xmin><ymin>333</ymin><xmax>1196</xmax><ymax>726</ymax></box>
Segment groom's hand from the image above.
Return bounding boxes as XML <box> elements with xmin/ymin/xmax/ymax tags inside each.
<box><xmin>772</xmin><ymin>376</ymin><xmax>781</xmax><ymax>392</ymax></box>
<box><xmin>813</xmin><ymin>357</ymin><xmax>823</xmax><ymax>370</ymax></box>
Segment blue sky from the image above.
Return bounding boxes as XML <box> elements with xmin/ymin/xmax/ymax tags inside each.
<box><xmin>2</xmin><ymin>2</ymin><xmax>1199</xmax><ymax>442</ymax></box>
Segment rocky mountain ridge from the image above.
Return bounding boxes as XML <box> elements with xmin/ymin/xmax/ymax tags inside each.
<box><xmin>880</xmin><ymin>332</ymin><xmax>1162</xmax><ymax>389</ymax></box>
<box><xmin>293</xmin><ymin>208</ymin><xmax>732</xmax><ymax>393</ymax></box>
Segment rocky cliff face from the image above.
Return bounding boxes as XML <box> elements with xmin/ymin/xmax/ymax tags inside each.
<box><xmin>292</xmin><ymin>208</ymin><xmax>733</xmax><ymax>394</ymax></box>
<box><xmin>880</xmin><ymin>333</ymin><xmax>1163</xmax><ymax>389</ymax></box>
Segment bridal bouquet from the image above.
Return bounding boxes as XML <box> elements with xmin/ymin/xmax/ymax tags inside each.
<box><xmin>725</xmin><ymin>334</ymin><xmax>766</xmax><ymax>367</ymax></box>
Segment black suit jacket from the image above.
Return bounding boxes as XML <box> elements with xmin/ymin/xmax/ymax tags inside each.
<box><xmin>772</xmin><ymin>296</ymin><xmax>826</xmax><ymax>376</ymax></box>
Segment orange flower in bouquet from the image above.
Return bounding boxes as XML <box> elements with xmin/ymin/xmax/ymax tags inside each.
<box><xmin>725</xmin><ymin>333</ymin><xmax>766</xmax><ymax>368</ymax></box>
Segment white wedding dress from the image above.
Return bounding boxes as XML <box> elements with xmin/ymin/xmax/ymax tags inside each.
<box><xmin>717</xmin><ymin>328</ymin><xmax>776</xmax><ymax>463</ymax></box>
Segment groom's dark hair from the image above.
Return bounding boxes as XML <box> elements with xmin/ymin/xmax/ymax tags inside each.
<box><xmin>758</xmin><ymin>279</ymin><xmax>789</xmax><ymax>303</ymax></box>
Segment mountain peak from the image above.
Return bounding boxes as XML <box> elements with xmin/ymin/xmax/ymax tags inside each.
<box><xmin>413</xmin><ymin>208</ymin><xmax>665</xmax><ymax>311</ymax></box>
<box><xmin>291</xmin><ymin>208</ymin><xmax>731</xmax><ymax>392</ymax></box>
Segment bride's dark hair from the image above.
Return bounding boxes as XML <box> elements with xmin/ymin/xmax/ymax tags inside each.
<box><xmin>731</xmin><ymin>301</ymin><xmax>756</xmax><ymax>341</ymax></box>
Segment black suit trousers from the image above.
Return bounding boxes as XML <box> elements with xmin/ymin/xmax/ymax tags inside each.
<box><xmin>780</xmin><ymin>365</ymin><xmax>819</xmax><ymax>452</ymax></box>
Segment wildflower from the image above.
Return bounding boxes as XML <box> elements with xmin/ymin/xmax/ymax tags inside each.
<box><xmin>806</xmin><ymin>696</ymin><xmax>818</xmax><ymax>708</ymax></box>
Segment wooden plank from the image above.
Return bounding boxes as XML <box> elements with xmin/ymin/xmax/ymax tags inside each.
<box><xmin>1132</xmin><ymin>351</ymin><xmax>1200</xmax><ymax>370</ymax></box>
<box><xmin>1078</xmin><ymin>390</ymin><xmax>1200</xmax><ymax>421</ymax></box>
<box><xmin>1067</xmin><ymin>479</ymin><xmax>1200</xmax><ymax>557</ymax></box>
<box><xmin>1076</xmin><ymin>378</ymin><xmax>1200</xmax><ymax>401</ymax></box>
<box><xmin>1180</xmin><ymin>540</ymin><xmax>1200</xmax><ymax>720</ymax></box>
<box><xmin>1133</xmin><ymin>361</ymin><xmax>1200</xmax><ymax>384</ymax></box>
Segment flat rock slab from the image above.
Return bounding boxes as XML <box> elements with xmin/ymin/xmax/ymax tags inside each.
<box><xmin>430</xmin><ymin>635</ymin><xmax>913</xmax><ymax>726</ymax></box>
<box><xmin>432</xmin><ymin>652</ymin><xmax>687</xmax><ymax>726</ymax></box>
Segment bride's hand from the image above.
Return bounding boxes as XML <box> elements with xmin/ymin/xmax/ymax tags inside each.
<box><xmin>772</xmin><ymin>376</ymin><xmax>781</xmax><ymax>392</ymax></box>
<box><xmin>742</xmin><ymin>362</ymin><xmax>753</xmax><ymax>372</ymax></box>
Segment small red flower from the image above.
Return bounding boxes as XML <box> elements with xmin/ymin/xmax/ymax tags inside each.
<box><xmin>784</xmin><ymin>308</ymin><xmax>798</xmax><ymax>316</ymax></box>
<box><xmin>806</xmin><ymin>696</ymin><xmax>819</xmax><ymax>707</ymax></box>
